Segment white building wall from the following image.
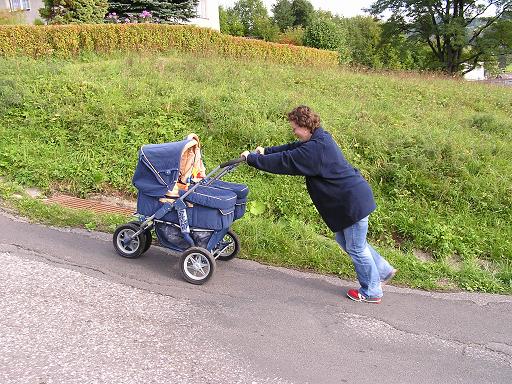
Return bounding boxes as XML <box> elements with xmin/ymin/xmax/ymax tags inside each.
<box><xmin>0</xmin><ymin>0</ymin><xmax>44</xmax><ymax>24</ymax></box>
<box><xmin>463</xmin><ymin>63</ymin><xmax>486</xmax><ymax>81</ymax></box>
<box><xmin>188</xmin><ymin>0</ymin><xmax>220</xmax><ymax>31</ymax></box>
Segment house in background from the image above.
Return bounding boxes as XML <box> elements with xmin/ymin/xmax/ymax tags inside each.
<box><xmin>188</xmin><ymin>0</ymin><xmax>220</xmax><ymax>31</ymax></box>
<box><xmin>1</xmin><ymin>0</ymin><xmax>219</xmax><ymax>29</ymax></box>
<box><xmin>1</xmin><ymin>0</ymin><xmax>43</xmax><ymax>24</ymax></box>
<box><xmin>463</xmin><ymin>62</ymin><xmax>487</xmax><ymax>81</ymax></box>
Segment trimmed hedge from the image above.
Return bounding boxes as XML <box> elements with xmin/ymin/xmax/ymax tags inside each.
<box><xmin>0</xmin><ymin>24</ymin><xmax>338</xmax><ymax>66</ymax></box>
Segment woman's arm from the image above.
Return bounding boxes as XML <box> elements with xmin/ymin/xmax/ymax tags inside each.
<box><xmin>247</xmin><ymin>141</ymin><xmax>320</xmax><ymax>176</ymax></box>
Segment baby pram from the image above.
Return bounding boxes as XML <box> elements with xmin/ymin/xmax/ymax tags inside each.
<box><xmin>112</xmin><ymin>134</ymin><xmax>248</xmax><ymax>284</ymax></box>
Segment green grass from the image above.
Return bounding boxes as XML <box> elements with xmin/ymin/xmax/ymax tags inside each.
<box><xmin>1</xmin><ymin>52</ymin><xmax>511</xmax><ymax>293</ymax></box>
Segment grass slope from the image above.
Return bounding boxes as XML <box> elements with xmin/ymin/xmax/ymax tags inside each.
<box><xmin>1</xmin><ymin>52</ymin><xmax>511</xmax><ymax>293</ymax></box>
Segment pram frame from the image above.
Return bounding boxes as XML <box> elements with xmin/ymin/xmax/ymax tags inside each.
<box><xmin>121</xmin><ymin>157</ymin><xmax>246</xmax><ymax>254</ymax></box>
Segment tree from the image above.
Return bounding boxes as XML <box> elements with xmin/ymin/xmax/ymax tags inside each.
<box><xmin>40</xmin><ymin>0</ymin><xmax>108</xmax><ymax>24</ymax></box>
<box><xmin>291</xmin><ymin>0</ymin><xmax>314</xmax><ymax>28</ymax></box>
<box><xmin>272</xmin><ymin>0</ymin><xmax>294</xmax><ymax>31</ymax></box>
<box><xmin>253</xmin><ymin>15</ymin><xmax>280</xmax><ymax>41</ymax></box>
<box><xmin>370</xmin><ymin>0</ymin><xmax>512</xmax><ymax>74</ymax></box>
<box><xmin>232</xmin><ymin>0</ymin><xmax>268</xmax><ymax>36</ymax></box>
<box><xmin>303</xmin><ymin>16</ymin><xmax>344</xmax><ymax>51</ymax></box>
<box><xmin>107</xmin><ymin>0</ymin><xmax>198</xmax><ymax>23</ymax></box>
<box><xmin>341</xmin><ymin>16</ymin><xmax>383</xmax><ymax>68</ymax></box>
<box><xmin>219</xmin><ymin>6</ymin><xmax>245</xmax><ymax>36</ymax></box>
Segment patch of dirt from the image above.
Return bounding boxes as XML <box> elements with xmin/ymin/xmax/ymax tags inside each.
<box><xmin>391</xmin><ymin>231</ymin><xmax>408</xmax><ymax>248</ymax></box>
<box><xmin>413</xmin><ymin>249</ymin><xmax>434</xmax><ymax>262</ymax></box>
<box><xmin>436</xmin><ymin>278</ymin><xmax>459</xmax><ymax>291</ymax></box>
<box><xmin>26</xmin><ymin>188</ymin><xmax>43</xmax><ymax>198</ymax></box>
<box><xmin>476</xmin><ymin>258</ymin><xmax>497</xmax><ymax>273</ymax></box>
<box><xmin>445</xmin><ymin>254</ymin><xmax>463</xmax><ymax>271</ymax></box>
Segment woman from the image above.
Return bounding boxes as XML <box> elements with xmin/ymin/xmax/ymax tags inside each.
<box><xmin>241</xmin><ymin>105</ymin><xmax>396</xmax><ymax>304</ymax></box>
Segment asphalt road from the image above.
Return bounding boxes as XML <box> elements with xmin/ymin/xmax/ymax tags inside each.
<box><xmin>1</xmin><ymin>210</ymin><xmax>511</xmax><ymax>384</ymax></box>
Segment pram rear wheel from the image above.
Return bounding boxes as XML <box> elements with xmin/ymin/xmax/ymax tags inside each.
<box><xmin>128</xmin><ymin>221</ymin><xmax>152</xmax><ymax>253</ymax></box>
<box><xmin>216</xmin><ymin>229</ymin><xmax>240</xmax><ymax>261</ymax></box>
<box><xmin>180</xmin><ymin>247</ymin><xmax>216</xmax><ymax>285</ymax></box>
<box><xmin>113</xmin><ymin>223</ymin><xmax>147</xmax><ymax>259</ymax></box>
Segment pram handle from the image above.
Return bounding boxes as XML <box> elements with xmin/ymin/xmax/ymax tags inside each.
<box><xmin>220</xmin><ymin>157</ymin><xmax>246</xmax><ymax>168</ymax></box>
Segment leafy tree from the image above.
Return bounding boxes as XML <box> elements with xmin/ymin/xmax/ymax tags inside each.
<box><xmin>254</xmin><ymin>15</ymin><xmax>280</xmax><ymax>41</ymax></box>
<box><xmin>272</xmin><ymin>0</ymin><xmax>294</xmax><ymax>31</ymax></box>
<box><xmin>219</xmin><ymin>6</ymin><xmax>245</xmax><ymax>36</ymax></box>
<box><xmin>303</xmin><ymin>15</ymin><xmax>344</xmax><ymax>51</ymax></box>
<box><xmin>370</xmin><ymin>0</ymin><xmax>512</xmax><ymax>74</ymax></box>
<box><xmin>40</xmin><ymin>0</ymin><xmax>108</xmax><ymax>24</ymax></box>
<box><xmin>107</xmin><ymin>0</ymin><xmax>198</xmax><ymax>23</ymax></box>
<box><xmin>291</xmin><ymin>0</ymin><xmax>314</xmax><ymax>28</ymax></box>
<box><xmin>341</xmin><ymin>16</ymin><xmax>383</xmax><ymax>68</ymax></box>
<box><xmin>232</xmin><ymin>0</ymin><xmax>268</xmax><ymax>36</ymax></box>
<box><xmin>483</xmin><ymin>17</ymin><xmax>512</xmax><ymax>58</ymax></box>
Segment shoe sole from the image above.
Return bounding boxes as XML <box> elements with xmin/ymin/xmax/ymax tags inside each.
<box><xmin>346</xmin><ymin>293</ymin><xmax>381</xmax><ymax>304</ymax></box>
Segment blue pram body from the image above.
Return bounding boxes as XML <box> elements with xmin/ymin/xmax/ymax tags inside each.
<box><xmin>131</xmin><ymin>137</ymin><xmax>248</xmax><ymax>254</ymax></box>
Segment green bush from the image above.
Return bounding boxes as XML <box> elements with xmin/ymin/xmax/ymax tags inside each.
<box><xmin>341</xmin><ymin>16</ymin><xmax>382</xmax><ymax>68</ymax></box>
<box><xmin>303</xmin><ymin>17</ymin><xmax>344</xmax><ymax>51</ymax></box>
<box><xmin>40</xmin><ymin>0</ymin><xmax>109</xmax><ymax>24</ymax></box>
<box><xmin>276</xmin><ymin>26</ymin><xmax>304</xmax><ymax>46</ymax></box>
<box><xmin>253</xmin><ymin>16</ymin><xmax>280</xmax><ymax>41</ymax></box>
<box><xmin>219</xmin><ymin>6</ymin><xmax>245</xmax><ymax>36</ymax></box>
<box><xmin>0</xmin><ymin>24</ymin><xmax>338</xmax><ymax>67</ymax></box>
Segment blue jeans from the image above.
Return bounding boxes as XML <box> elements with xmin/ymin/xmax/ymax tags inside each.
<box><xmin>335</xmin><ymin>216</ymin><xmax>393</xmax><ymax>298</ymax></box>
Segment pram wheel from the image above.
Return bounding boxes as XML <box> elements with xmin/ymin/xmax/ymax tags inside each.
<box><xmin>180</xmin><ymin>247</ymin><xmax>216</xmax><ymax>285</ymax></box>
<box><xmin>113</xmin><ymin>223</ymin><xmax>147</xmax><ymax>259</ymax></box>
<box><xmin>129</xmin><ymin>221</ymin><xmax>152</xmax><ymax>253</ymax></box>
<box><xmin>216</xmin><ymin>229</ymin><xmax>240</xmax><ymax>261</ymax></box>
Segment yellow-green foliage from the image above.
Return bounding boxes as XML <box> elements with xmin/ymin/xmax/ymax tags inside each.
<box><xmin>0</xmin><ymin>24</ymin><xmax>338</xmax><ymax>66</ymax></box>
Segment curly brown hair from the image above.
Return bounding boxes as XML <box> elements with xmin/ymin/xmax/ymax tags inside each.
<box><xmin>287</xmin><ymin>105</ymin><xmax>321</xmax><ymax>133</ymax></box>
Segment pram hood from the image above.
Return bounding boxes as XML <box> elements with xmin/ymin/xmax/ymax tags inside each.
<box><xmin>132</xmin><ymin>136</ymin><xmax>205</xmax><ymax>197</ymax></box>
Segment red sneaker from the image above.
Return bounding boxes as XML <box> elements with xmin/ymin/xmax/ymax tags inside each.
<box><xmin>346</xmin><ymin>289</ymin><xmax>382</xmax><ymax>304</ymax></box>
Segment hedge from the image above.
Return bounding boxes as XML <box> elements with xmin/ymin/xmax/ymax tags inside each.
<box><xmin>0</xmin><ymin>24</ymin><xmax>339</xmax><ymax>67</ymax></box>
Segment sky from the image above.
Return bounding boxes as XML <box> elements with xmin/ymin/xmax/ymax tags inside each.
<box><xmin>217</xmin><ymin>0</ymin><xmax>375</xmax><ymax>18</ymax></box>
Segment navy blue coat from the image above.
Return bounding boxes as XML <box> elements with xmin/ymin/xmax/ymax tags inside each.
<box><xmin>246</xmin><ymin>128</ymin><xmax>376</xmax><ymax>232</ymax></box>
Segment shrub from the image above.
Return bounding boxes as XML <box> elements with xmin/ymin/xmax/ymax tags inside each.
<box><xmin>0</xmin><ymin>24</ymin><xmax>339</xmax><ymax>67</ymax></box>
<box><xmin>276</xmin><ymin>26</ymin><xmax>304</xmax><ymax>46</ymax></box>
<box><xmin>107</xmin><ymin>0</ymin><xmax>198</xmax><ymax>24</ymax></box>
<box><xmin>253</xmin><ymin>16</ymin><xmax>280</xmax><ymax>41</ymax></box>
<box><xmin>340</xmin><ymin>16</ymin><xmax>382</xmax><ymax>68</ymax></box>
<box><xmin>40</xmin><ymin>0</ymin><xmax>109</xmax><ymax>25</ymax></box>
<box><xmin>219</xmin><ymin>6</ymin><xmax>244</xmax><ymax>36</ymax></box>
<box><xmin>303</xmin><ymin>17</ymin><xmax>344</xmax><ymax>51</ymax></box>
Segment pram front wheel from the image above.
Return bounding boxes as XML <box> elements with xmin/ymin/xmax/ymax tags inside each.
<box><xmin>128</xmin><ymin>221</ymin><xmax>152</xmax><ymax>253</ymax></box>
<box><xmin>216</xmin><ymin>229</ymin><xmax>240</xmax><ymax>261</ymax></box>
<box><xmin>113</xmin><ymin>223</ymin><xmax>147</xmax><ymax>259</ymax></box>
<box><xmin>180</xmin><ymin>247</ymin><xmax>216</xmax><ymax>285</ymax></box>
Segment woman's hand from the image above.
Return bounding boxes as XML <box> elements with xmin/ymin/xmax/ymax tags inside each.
<box><xmin>255</xmin><ymin>146</ymin><xmax>265</xmax><ymax>155</ymax></box>
<box><xmin>240</xmin><ymin>150</ymin><xmax>251</xmax><ymax>159</ymax></box>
